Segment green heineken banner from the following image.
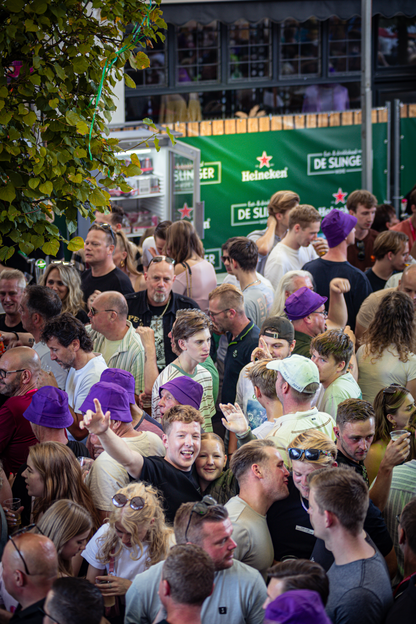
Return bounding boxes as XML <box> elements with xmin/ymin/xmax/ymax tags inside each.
<box><xmin>400</xmin><ymin>117</ymin><xmax>416</xmax><ymax>199</ymax></box>
<box><xmin>182</xmin><ymin>123</ymin><xmax>387</xmax><ymax>271</ymax></box>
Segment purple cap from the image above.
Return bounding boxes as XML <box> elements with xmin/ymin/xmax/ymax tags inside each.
<box><xmin>100</xmin><ymin>369</ymin><xmax>135</xmax><ymax>404</ymax></box>
<box><xmin>284</xmin><ymin>286</ymin><xmax>327</xmax><ymax>321</ymax></box>
<box><xmin>159</xmin><ymin>377</ymin><xmax>203</xmax><ymax>410</ymax></box>
<box><xmin>321</xmin><ymin>209</ymin><xmax>357</xmax><ymax>248</ymax></box>
<box><xmin>265</xmin><ymin>590</ymin><xmax>332</xmax><ymax>624</ymax></box>
<box><xmin>80</xmin><ymin>382</ymin><xmax>132</xmax><ymax>422</ymax></box>
<box><xmin>24</xmin><ymin>387</ymin><xmax>74</xmax><ymax>429</ymax></box>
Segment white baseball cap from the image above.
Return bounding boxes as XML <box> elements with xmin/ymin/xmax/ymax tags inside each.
<box><xmin>267</xmin><ymin>354</ymin><xmax>319</xmax><ymax>393</ymax></box>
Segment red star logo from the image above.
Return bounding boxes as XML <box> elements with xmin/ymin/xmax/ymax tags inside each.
<box><xmin>332</xmin><ymin>188</ymin><xmax>348</xmax><ymax>204</ymax></box>
<box><xmin>178</xmin><ymin>203</ymin><xmax>193</xmax><ymax>219</ymax></box>
<box><xmin>256</xmin><ymin>151</ymin><xmax>273</xmax><ymax>169</ymax></box>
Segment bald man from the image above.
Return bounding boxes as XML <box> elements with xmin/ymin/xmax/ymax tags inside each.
<box><xmin>1</xmin><ymin>533</ymin><xmax>58</xmax><ymax>624</ymax></box>
<box><xmin>0</xmin><ymin>347</ymin><xmax>39</xmax><ymax>474</ymax></box>
<box><xmin>86</xmin><ymin>291</ymin><xmax>158</xmax><ymax>400</ymax></box>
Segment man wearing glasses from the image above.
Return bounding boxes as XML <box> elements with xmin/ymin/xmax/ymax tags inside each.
<box><xmin>80</xmin><ymin>223</ymin><xmax>133</xmax><ymax>308</ymax></box>
<box><xmin>2</xmin><ymin>532</ymin><xmax>58</xmax><ymax>624</ymax></box>
<box><xmin>0</xmin><ymin>347</ymin><xmax>39</xmax><ymax>476</ymax></box>
<box><xmin>126</xmin><ymin>256</ymin><xmax>198</xmax><ymax>372</ymax></box>
<box><xmin>303</xmin><ymin>208</ymin><xmax>372</xmax><ymax>331</ymax></box>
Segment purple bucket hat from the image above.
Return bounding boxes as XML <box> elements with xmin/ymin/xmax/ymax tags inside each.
<box><xmin>23</xmin><ymin>387</ymin><xmax>74</xmax><ymax>428</ymax></box>
<box><xmin>80</xmin><ymin>381</ymin><xmax>132</xmax><ymax>422</ymax></box>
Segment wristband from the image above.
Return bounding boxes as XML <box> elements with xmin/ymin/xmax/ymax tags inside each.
<box><xmin>236</xmin><ymin>427</ymin><xmax>251</xmax><ymax>439</ymax></box>
<box><xmin>11</xmin><ymin>331</ymin><xmax>19</xmax><ymax>341</ymax></box>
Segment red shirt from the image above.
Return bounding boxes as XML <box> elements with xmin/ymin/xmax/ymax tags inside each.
<box><xmin>0</xmin><ymin>390</ymin><xmax>38</xmax><ymax>475</ymax></box>
<box><xmin>391</xmin><ymin>217</ymin><xmax>416</xmax><ymax>247</ymax></box>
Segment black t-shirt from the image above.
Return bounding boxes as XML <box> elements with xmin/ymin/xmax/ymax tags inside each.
<box><xmin>365</xmin><ymin>268</ymin><xmax>388</xmax><ymax>292</ymax></box>
<box><xmin>10</xmin><ymin>598</ymin><xmax>45</xmax><ymax>624</ymax></box>
<box><xmin>311</xmin><ymin>499</ymin><xmax>394</xmax><ymax>570</ymax></box>
<box><xmin>0</xmin><ymin>315</ymin><xmax>25</xmax><ymax>333</ymax></box>
<box><xmin>81</xmin><ymin>267</ymin><xmax>134</xmax><ymax>303</ymax></box>
<box><xmin>75</xmin><ymin>308</ymin><xmax>89</xmax><ymax>324</ymax></box>
<box><xmin>386</xmin><ymin>574</ymin><xmax>416</xmax><ymax>624</ymax></box>
<box><xmin>267</xmin><ymin>476</ymin><xmax>316</xmax><ymax>561</ymax></box>
<box><xmin>136</xmin><ymin>456</ymin><xmax>202</xmax><ymax>524</ymax></box>
<box><xmin>222</xmin><ymin>321</ymin><xmax>260</xmax><ymax>404</ymax></box>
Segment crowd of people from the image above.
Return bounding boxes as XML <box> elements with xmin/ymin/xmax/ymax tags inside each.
<box><xmin>0</xmin><ymin>187</ymin><xmax>416</xmax><ymax>624</ymax></box>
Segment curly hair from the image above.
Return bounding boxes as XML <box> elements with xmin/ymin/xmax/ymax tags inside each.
<box><xmin>40</xmin><ymin>264</ymin><xmax>86</xmax><ymax>317</ymax></box>
<box><xmin>362</xmin><ymin>291</ymin><xmax>416</xmax><ymax>362</ymax></box>
<box><xmin>97</xmin><ymin>482</ymin><xmax>173</xmax><ymax>568</ymax></box>
<box><xmin>36</xmin><ymin>499</ymin><xmax>92</xmax><ymax>576</ymax></box>
<box><xmin>27</xmin><ymin>442</ymin><xmax>100</xmax><ymax>531</ymax></box>
<box><xmin>42</xmin><ymin>312</ymin><xmax>93</xmax><ymax>352</ymax></box>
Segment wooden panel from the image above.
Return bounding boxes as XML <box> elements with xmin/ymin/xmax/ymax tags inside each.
<box><xmin>212</xmin><ymin>120</ymin><xmax>224</xmax><ymax>135</ymax></box>
<box><xmin>401</xmin><ymin>104</ymin><xmax>408</xmax><ymax>118</ymax></box>
<box><xmin>329</xmin><ymin>112</ymin><xmax>340</xmax><ymax>127</ymax></box>
<box><xmin>317</xmin><ymin>113</ymin><xmax>328</xmax><ymax>127</ymax></box>
<box><xmin>295</xmin><ymin>115</ymin><xmax>305</xmax><ymax>129</ymax></box>
<box><xmin>354</xmin><ymin>110</ymin><xmax>362</xmax><ymax>124</ymax></box>
<box><xmin>342</xmin><ymin>111</ymin><xmax>353</xmax><ymax>126</ymax></box>
<box><xmin>259</xmin><ymin>116</ymin><xmax>270</xmax><ymax>132</ymax></box>
<box><xmin>236</xmin><ymin>118</ymin><xmax>247</xmax><ymax>133</ymax></box>
<box><xmin>248</xmin><ymin>118</ymin><xmax>259</xmax><ymax>133</ymax></box>
<box><xmin>271</xmin><ymin>116</ymin><xmax>283</xmax><ymax>130</ymax></box>
<box><xmin>371</xmin><ymin>109</ymin><xmax>378</xmax><ymax>124</ymax></box>
<box><xmin>306</xmin><ymin>114</ymin><xmax>317</xmax><ymax>128</ymax></box>
<box><xmin>187</xmin><ymin>122</ymin><xmax>199</xmax><ymax>137</ymax></box>
<box><xmin>378</xmin><ymin>108</ymin><xmax>388</xmax><ymax>123</ymax></box>
<box><xmin>283</xmin><ymin>115</ymin><xmax>294</xmax><ymax>129</ymax></box>
<box><xmin>225</xmin><ymin>119</ymin><xmax>236</xmax><ymax>134</ymax></box>
<box><xmin>200</xmin><ymin>121</ymin><xmax>212</xmax><ymax>136</ymax></box>
<box><xmin>408</xmin><ymin>104</ymin><xmax>416</xmax><ymax>118</ymax></box>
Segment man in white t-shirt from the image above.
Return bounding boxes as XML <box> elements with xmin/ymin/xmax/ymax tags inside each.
<box><xmin>41</xmin><ymin>312</ymin><xmax>107</xmax><ymax>440</ymax></box>
<box><xmin>264</xmin><ymin>205</ymin><xmax>327</xmax><ymax>290</ymax></box>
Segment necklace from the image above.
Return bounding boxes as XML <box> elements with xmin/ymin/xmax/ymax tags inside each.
<box><xmin>152</xmin><ymin>295</ymin><xmax>171</xmax><ymax>331</ymax></box>
<box><xmin>242</xmin><ymin>278</ymin><xmax>260</xmax><ymax>292</ymax></box>
<box><xmin>299</xmin><ymin>490</ymin><xmax>309</xmax><ymax>513</ymax></box>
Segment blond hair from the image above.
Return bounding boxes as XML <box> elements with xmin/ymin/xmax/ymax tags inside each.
<box><xmin>40</xmin><ymin>264</ymin><xmax>86</xmax><ymax>317</ymax></box>
<box><xmin>289</xmin><ymin>430</ymin><xmax>337</xmax><ymax>467</ymax></box>
<box><xmin>247</xmin><ymin>359</ymin><xmax>278</xmax><ymax>400</ymax></box>
<box><xmin>208</xmin><ymin>283</ymin><xmax>244</xmax><ymax>313</ymax></box>
<box><xmin>115</xmin><ymin>231</ymin><xmax>141</xmax><ymax>277</ymax></box>
<box><xmin>288</xmin><ymin>205</ymin><xmax>321</xmax><ymax>230</ymax></box>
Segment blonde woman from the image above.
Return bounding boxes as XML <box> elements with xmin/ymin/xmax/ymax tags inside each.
<box><xmin>114</xmin><ymin>231</ymin><xmax>145</xmax><ymax>292</ymax></box>
<box><xmin>36</xmin><ymin>499</ymin><xmax>93</xmax><ymax>576</ymax></box>
<box><xmin>41</xmin><ymin>262</ymin><xmax>88</xmax><ymax>323</ymax></box>
<box><xmin>84</xmin><ymin>483</ymin><xmax>173</xmax><ymax>602</ymax></box>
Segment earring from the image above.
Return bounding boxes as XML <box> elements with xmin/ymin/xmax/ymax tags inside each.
<box><xmin>120</xmin><ymin>259</ymin><xmax>125</xmax><ymax>268</ymax></box>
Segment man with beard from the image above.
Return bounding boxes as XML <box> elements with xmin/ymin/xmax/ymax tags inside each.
<box><xmin>126</xmin><ymin>257</ymin><xmax>198</xmax><ymax>372</ymax></box>
<box><xmin>0</xmin><ymin>347</ymin><xmax>39</xmax><ymax>474</ymax></box>
<box><xmin>41</xmin><ymin>313</ymin><xmax>107</xmax><ymax>440</ymax></box>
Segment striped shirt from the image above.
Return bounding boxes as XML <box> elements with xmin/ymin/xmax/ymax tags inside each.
<box><xmin>87</xmin><ymin>321</ymin><xmax>145</xmax><ymax>395</ymax></box>
<box><xmin>152</xmin><ymin>363</ymin><xmax>214</xmax><ymax>431</ymax></box>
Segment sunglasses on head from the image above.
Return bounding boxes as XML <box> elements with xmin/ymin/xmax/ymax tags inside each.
<box><xmin>148</xmin><ymin>255</ymin><xmax>175</xmax><ymax>267</ymax></box>
<box><xmin>288</xmin><ymin>448</ymin><xmax>333</xmax><ymax>462</ymax></box>
<box><xmin>91</xmin><ymin>223</ymin><xmax>116</xmax><ymax>244</ymax></box>
<box><xmin>184</xmin><ymin>495</ymin><xmax>217</xmax><ymax>542</ymax></box>
<box><xmin>112</xmin><ymin>493</ymin><xmax>145</xmax><ymax>510</ymax></box>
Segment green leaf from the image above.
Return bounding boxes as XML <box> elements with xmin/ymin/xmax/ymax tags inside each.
<box><xmin>89</xmin><ymin>188</ymin><xmax>107</xmax><ymax>207</ymax></box>
<box><xmin>6</xmin><ymin>171</ymin><xmax>23</xmax><ymax>187</ymax></box>
<box><xmin>135</xmin><ymin>51</ymin><xmax>150</xmax><ymax>70</ymax></box>
<box><xmin>68</xmin><ymin>173</ymin><xmax>82</xmax><ymax>184</ymax></box>
<box><xmin>53</xmin><ymin>63</ymin><xmax>66</xmax><ymax>80</ymax></box>
<box><xmin>29</xmin><ymin>74</ymin><xmax>41</xmax><ymax>86</ymax></box>
<box><xmin>67</xmin><ymin>236</ymin><xmax>84</xmax><ymax>251</ymax></box>
<box><xmin>30</xmin><ymin>234</ymin><xmax>45</xmax><ymax>248</ymax></box>
<box><xmin>5</xmin><ymin>0</ymin><xmax>25</xmax><ymax>12</ymax></box>
<box><xmin>0</xmin><ymin>87</ymin><xmax>8</xmax><ymax>98</ymax></box>
<box><xmin>65</xmin><ymin>110</ymin><xmax>80</xmax><ymax>126</ymax></box>
<box><xmin>42</xmin><ymin>240</ymin><xmax>60</xmax><ymax>256</ymax></box>
<box><xmin>166</xmin><ymin>126</ymin><xmax>177</xmax><ymax>145</ymax></box>
<box><xmin>8</xmin><ymin>230</ymin><xmax>21</xmax><ymax>243</ymax></box>
<box><xmin>30</xmin><ymin>0</ymin><xmax>48</xmax><ymax>15</ymax></box>
<box><xmin>38</xmin><ymin>181</ymin><xmax>53</xmax><ymax>195</ymax></box>
<box><xmin>76</xmin><ymin>120</ymin><xmax>89</xmax><ymax>135</ymax></box>
<box><xmin>19</xmin><ymin>241</ymin><xmax>35</xmax><ymax>255</ymax></box>
<box><xmin>72</xmin><ymin>56</ymin><xmax>89</xmax><ymax>74</ymax></box>
<box><xmin>154</xmin><ymin>136</ymin><xmax>160</xmax><ymax>151</ymax></box>
<box><xmin>25</xmin><ymin>19</ymin><xmax>38</xmax><ymax>32</ymax></box>
<box><xmin>74</xmin><ymin>147</ymin><xmax>87</xmax><ymax>158</ymax></box>
<box><xmin>0</xmin><ymin>247</ymin><xmax>14</xmax><ymax>262</ymax></box>
<box><xmin>124</xmin><ymin>74</ymin><xmax>136</xmax><ymax>89</ymax></box>
<box><xmin>28</xmin><ymin>178</ymin><xmax>40</xmax><ymax>189</ymax></box>
<box><xmin>0</xmin><ymin>184</ymin><xmax>16</xmax><ymax>204</ymax></box>
<box><xmin>48</xmin><ymin>98</ymin><xmax>59</xmax><ymax>108</ymax></box>
<box><xmin>125</xmin><ymin>163</ymin><xmax>141</xmax><ymax>176</ymax></box>
<box><xmin>0</xmin><ymin>110</ymin><xmax>13</xmax><ymax>125</ymax></box>
<box><xmin>22</xmin><ymin>111</ymin><xmax>37</xmax><ymax>126</ymax></box>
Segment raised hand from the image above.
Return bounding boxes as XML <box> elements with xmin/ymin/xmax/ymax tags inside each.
<box><xmin>330</xmin><ymin>278</ymin><xmax>351</xmax><ymax>294</ymax></box>
<box><xmin>219</xmin><ymin>402</ymin><xmax>249</xmax><ymax>435</ymax></box>
<box><xmin>251</xmin><ymin>336</ymin><xmax>273</xmax><ymax>362</ymax></box>
<box><xmin>79</xmin><ymin>398</ymin><xmax>111</xmax><ymax>435</ymax></box>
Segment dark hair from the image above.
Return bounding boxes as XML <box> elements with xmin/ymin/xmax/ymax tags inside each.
<box><xmin>228</xmin><ymin>238</ymin><xmax>258</xmax><ymax>271</ymax></box>
<box><xmin>42</xmin><ymin>312</ymin><xmax>93</xmax><ymax>352</ymax></box>
<box><xmin>346</xmin><ymin>189</ymin><xmax>377</xmax><ymax>212</ymax></box>
<box><xmin>162</xmin><ymin>544</ymin><xmax>214</xmax><ymax>606</ymax></box>
<box><xmin>372</xmin><ymin>204</ymin><xmax>398</xmax><ymax>232</ymax></box>
<box><xmin>310</xmin><ymin>329</ymin><xmax>354</xmax><ymax>372</ymax></box>
<box><xmin>230</xmin><ymin>439</ymin><xmax>276</xmax><ymax>482</ymax></box>
<box><xmin>221</xmin><ymin>237</ymin><xmax>240</xmax><ymax>253</ymax></box>
<box><xmin>24</xmin><ymin>285</ymin><xmax>62</xmax><ymax>320</ymax></box>
<box><xmin>336</xmin><ymin>398</ymin><xmax>375</xmax><ymax>428</ymax></box>
<box><xmin>48</xmin><ymin>577</ymin><xmax>104</xmax><ymax>624</ymax></box>
<box><xmin>154</xmin><ymin>220</ymin><xmax>172</xmax><ymax>240</ymax></box>
<box><xmin>400</xmin><ymin>498</ymin><xmax>416</xmax><ymax>555</ymax></box>
<box><xmin>267</xmin><ymin>560</ymin><xmax>329</xmax><ymax>606</ymax></box>
<box><xmin>174</xmin><ymin>502</ymin><xmax>228</xmax><ymax>545</ymax></box>
<box><xmin>373</xmin><ymin>384</ymin><xmax>410</xmax><ymax>443</ymax></box>
<box><xmin>288</xmin><ymin>205</ymin><xmax>321</xmax><ymax>230</ymax></box>
<box><xmin>165</xmin><ymin>221</ymin><xmax>204</xmax><ymax>264</ymax></box>
<box><xmin>171</xmin><ymin>309</ymin><xmax>212</xmax><ymax>354</ymax></box>
<box><xmin>268</xmin><ymin>191</ymin><xmax>300</xmax><ymax>217</ymax></box>
<box><xmin>109</xmin><ymin>203</ymin><xmax>124</xmax><ymax>226</ymax></box>
<box><xmin>308</xmin><ymin>467</ymin><xmax>369</xmax><ymax>535</ymax></box>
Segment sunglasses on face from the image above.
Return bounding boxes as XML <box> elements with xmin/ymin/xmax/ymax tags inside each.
<box><xmin>148</xmin><ymin>255</ymin><xmax>175</xmax><ymax>267</ymax></box>
<box><xmin>112</xmin><ymin>493</ymin><xmax>145</xmax><ymax>510</ymax></box>
<box><xmin>288</xmin><ymin>448</ymin><xmax>333</xmax><ymax>461</ymax></box>
<box><xmin>184</xmin><ymin>495</ymin><xmax>217</xmax><ymax>542</ymax></box>
<box><xmin>89</xmin><ymin>307</ymin><xmax>117</xmax><ymax>316</ymax></box>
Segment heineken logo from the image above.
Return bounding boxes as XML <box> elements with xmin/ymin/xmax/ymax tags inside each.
<box><xmin>307</xmin><ymin>149</ymin><xmax>362</xmax><ymax>176</ymax></box>
<box><xmin>241</xmin><ymin>151</ymin><xmax>288</xmax><ymax>182</ymax></box>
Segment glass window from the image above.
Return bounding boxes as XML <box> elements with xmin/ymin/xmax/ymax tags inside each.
<box><xmin>176</xmin><ymin>21</ymin><xmax>219</xmax><ymax>83</ymax></box>
<box><xmin>228</xmin><ymin>19</ymin><xmax>272</xmax><ymax>81</ymax></box>
<box><xmin>328</xmin><ymin>17</ymin><xmax>361</xmax><ymax>74</ymax></box>
<box><xmin>280</xmin><ymin>18</ymin><xmax>321</xmax><ymax>78</ymax></box>
<box><xmin>125</xmin><ymin>37</ymin><xmax>167</xmax><ymax>87</ymax></box>
<box><xmin>377</xmin><ymin>16</ymin><xmax>416</xmax><ymax>67</ymax></box>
